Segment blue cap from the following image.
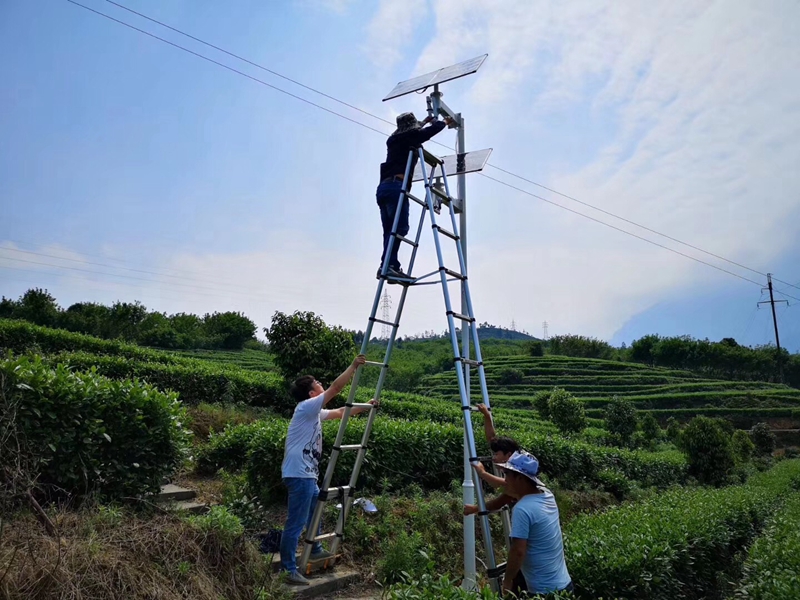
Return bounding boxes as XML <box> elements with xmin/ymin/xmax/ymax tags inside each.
<box><xmin>497</xmin><ymin>451</ymin><xmax>546</xmax><ymax>487</ymax></box>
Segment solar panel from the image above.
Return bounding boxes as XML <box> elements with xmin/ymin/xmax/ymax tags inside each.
<box><xmin>412</xmin><ymin>148</ymin><xmax>493</xmax><ymax>182</ymax></box>
<box><xmin>383</xmin><ymin>54</ymin><xmax>488</xmax><ymax>101</ymax></box>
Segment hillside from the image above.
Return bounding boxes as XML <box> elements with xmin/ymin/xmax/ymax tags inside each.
<box><xmin>420</xmin><ymin>355</ymin><xmax>800</xmax><ymax>429</ymax></box>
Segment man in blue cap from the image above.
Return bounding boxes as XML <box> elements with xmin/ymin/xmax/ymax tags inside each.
<box><xmin>376</xmin><ymin>111</ymin><xmax>453</xmax><ymax>281</ymax></box>
<box><xmin>496</xmin><ymin>450</ymin><xmax>573</xmax><ymax>597</ymax></box>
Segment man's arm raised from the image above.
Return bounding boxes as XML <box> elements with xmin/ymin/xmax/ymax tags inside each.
<box><xmin>322</xmin><ymin>355</ymin><xmax>366</xmax><ymax>406</ymax></box>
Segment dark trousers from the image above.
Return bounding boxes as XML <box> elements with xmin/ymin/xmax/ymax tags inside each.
<box><xmin>376</xmin><ymin>180</ymin><xmax>409</xmax><ymax>271</ymax></box>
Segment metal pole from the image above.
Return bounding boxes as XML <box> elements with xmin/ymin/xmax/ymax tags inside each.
<box><xmin>457</xmin><ymin>115</ymin><xmax>476</xmax><ymax>591</ymax></box>
<box><xmin>767</xmin><ymin>274</ymin><xmax>785</xmax><ymax>383</ymax></box>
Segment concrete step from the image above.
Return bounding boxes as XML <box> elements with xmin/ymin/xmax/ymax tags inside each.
<box><xmin>173</xmin><ymin>501</ymin><xmax>209</xmax><ymax>514</ymax></box>
<box><xmin>157</xmin><ymin>484</ymin><xmax>196</xmax><ymax>502</ymax></box>
<box><xmin>286</xmin><ymin>569</ymin><xmax>360</xmax><ymax>599</ymax></box>
<box><xmin>271</xmin><ymin>552</ymin><xmax>342</xmax><ymax>574</ymax></box>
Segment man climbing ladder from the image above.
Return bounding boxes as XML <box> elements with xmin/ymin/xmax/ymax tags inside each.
<box><xmin>377</xmin><ymin>112</ymin><xmax>453</xmax><ymax>280</ymax></box>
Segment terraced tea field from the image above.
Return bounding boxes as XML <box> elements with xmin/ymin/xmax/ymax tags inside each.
<box><xmin>419</xmin><ymin>355</ymin><xmax>800</xmax><ymax>427</ymax></box>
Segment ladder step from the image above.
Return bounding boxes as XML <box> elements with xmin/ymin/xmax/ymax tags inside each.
<box><xmin>423</xmin><ymin>148</ymin><xmax>443</xmax><ymax>165</ymax></box>
<box><xmin>348</xmin><ymin>402</ymin><xmax>376</xmax><ymax>409</ymax></box>
<box><xmin>487</xmin><ymin>562</ymin><xmax>507</xmax><ymax>579</ymax></box>
<box><xmin>309</xmin><ymin>532</ymin><xmax>340</xmax><ymax>543</ymax></box>
<box><xmin>404</xmin><ymin>192</ymin><xmax>426</xmax><ymax>206</ymax></box>
<box><xmin>393</xmin><ymin>233</ymin><xmax>419</xmax><ymax>247</ymax></box>
<box><xmin>318</xmin><ymin>486</ymin><xmax>353</xmax><ymax>501</ymax></box>
<box><xmin>441</xmin><ymin>267</ymin><xmax>466</xmax><ymax>280</ymax></box>
<box><xmin>430</xmin><ymin>186</ymin><xmax>452</xmax><ymax>201</ymax></box>
<box><xmin>434</xmin><ymin>225</ymin><xmax>459</xmax><ymax>241</ymax></box>
<box><xmin>336</xmin><ymin>444</ymin><xmax>363</xmax><ymax>451</ymax></box>
<box><xmin>447</xmin><ymin>310</ymin><xmax>474</xmax><ymax>322</ymax></box>
<box><xmin>369</xmin><ymin>317</ymin><xmax>398</xmax><ymax>328</ymax></box>
<box><xmin>364</xmin><ymin>361</ymin><xmax>388</xmax><ymax>368</ymax></box>
<box><xmin>456</xmin><ymin>357</ymin><xmax>482</xmax><ymax>367</ymax></box>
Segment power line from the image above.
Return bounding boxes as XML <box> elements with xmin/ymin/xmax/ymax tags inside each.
<box><xmin>63</xmin><ymin>0</ymin><xmax>799</xmax><ymax>293</ymax></box>
<box><xmin>93</xmin><ymin>0</ymin><xmax>800</xmax><ymax>295</ymax></box>
<box><xmin>478</xmin><ymin>173</ymin><xmax>764</xmax><ymax>287</ymax></box>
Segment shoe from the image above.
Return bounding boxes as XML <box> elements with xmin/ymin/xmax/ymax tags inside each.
<box><xmin>386</xmin><ymin>267</ymin><xmax>413</xmax><ymax>281</ymax></box>
<box><xmin>310</xmin><ymin>549</ymin><xmax>334</xmax><ymax>561</ymax></box>
<box><xmin>285</xmin><ymin>571</ymin><xmax>310</xmax><ymax>586</ymax></box>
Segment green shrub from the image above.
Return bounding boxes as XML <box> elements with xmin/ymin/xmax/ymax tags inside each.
<box><xmin>526</xmin><ymin>341</ymin><xmax>544</xmax><ymax>357</ymax></box>
<box><xmin>665</xmin><ymin>416</ymin><xmax>681</xmax><ymax>442</ymax></box>
<box><xmin>639</xmin><ymin>413</ymin><xmax>662</xmax><ymax>443</ymax></box>
<box><xmin>264</xmin><ymin>310</ymin><xmax>355</xmax><ymax>385</ymax></box>
<box><xmin>565</xmin><ymin>459</ymin><xmax>800</xmax><ymax>600</ymax></box>
<box><xmin>187</xmin><ymin>505</ymin><xmax>245</xmax><ymax>548</ymax></box>
<box><xmin>1</xmin><ymin>354</ymin><xmax>190</xmax><ymax>501</ymax></box>
<box><xmin>496</xmin><ymin>367</ymin><xmax>524</xmax><ymax>385</ymax></box>
<box><xmin>680</xmin><ymin>416</ymin><xmax>736</xmax><ymax>486</ymax></box>
<box><xmin>377</xmin><ymin>532</ymin><xmax>431</xmax><ymax>584</ymax></box>
<box><xmin>387</xmin><ymin>573</ymin><xmax>505</xmax><ymax>599</ymax></box>
<box><xmin>604</xmin><ymin>397</ymin><xmax>637</xmax><ymax>443</ymax></box>
<box><xmin>735</xmin><ymin>493</ymin><xmax>800</xmax><ymax>599</ymax></box>
<box><xmin>596</xmin><ymin>468</ymin><xmax>632</xmax><ymax>500</ymax></box>
<box><xmin>548</xmin><ymin>388</ymin><xmax>586</xmax><ymax>434</ymax></box>
<box><xmin>532</xmin><ymin>389</ymin><xmax>552</xmax><ymax>419</ymax></box>
<box><xmin>732</xmin><ymin>429</ymin><xmax>755</xmax><ymax>463</ymax></box>
<box><xmin>750</xmin><ymin>422</ymin><xmax>776</xmax><ymax>455</ymax></box>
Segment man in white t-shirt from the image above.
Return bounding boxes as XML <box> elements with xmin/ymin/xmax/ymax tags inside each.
<box><xmin>280</xmin><ymin>354</ymin><xmax>374</xmax><ymax>585</ymax></box>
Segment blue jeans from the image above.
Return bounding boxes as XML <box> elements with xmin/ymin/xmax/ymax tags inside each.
<box><xmin>376</xmin><ymin>180</ymin><xmax>409</xmax><ymax>271</ymax></box>
<box><xmin>280</xmin><ymin>477</ymin><xmax>323</xmax><ymax>573</ymax></box>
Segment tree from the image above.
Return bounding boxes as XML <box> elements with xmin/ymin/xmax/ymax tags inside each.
<box><xmin>107</xmin><ymin>301</ymin><xmax>148</xmax><ymax>341</ymax></box>
<box><xmin>548</xmin><ymin>335</ymin><xmax>613</xmax><ymax>359</ymax></box>
<box><xmin>732</xmin><ymin>430</ymin><xmax>755</xmax><ymax>463</ymax></box>
<box><xmin>750</xmin><ymin>422</ymin><xmax>776</xmax><ymax>455</ymax></box>
<box><xmin>630</xmin><ymin>334</ymin><xmax>660</xmax><ymax>365</ymax></box>
<box><xmin>265</xmin><ymin>311</ymin><xmax>356</xmax><ymax>385</ymax></box>
<box><xmin>13</xmin><ymin>288</ymin><xmax>60</xmax><ymax>327</ymax></box>
<box><xmin>548</xmin><ymin>388</ymin><xmax>586</xmax><ymax>435</ymax></box>
<box><xmin>681</xmin><ymin>417</ymin><xmax>736</xmax><ymax>486</ymax></box>
<box><xmin>59</xmin><ymin>302</ymin><xmax>112</xmax><ymax>337</ymax></box>
<box><xmin>640</xmin><ymin>413</ymin><xmax>662</xmax><ymax>446</ymax></box>
<box><xmin>203</xmin><ymin>311</ymin><xmax>257</xmax><ymax>349</ymax></box>
<box><xmin>665</xmin><ymin>417</ymin><xmax>682</xmax><ymax>443</ymax></box>
<box><xmin>604</xmin><ymin>397</ymin><xmax>637</xmax><ymax>444</ymax></box>
<box><xmin>532</xmin><ymin>389</ymin><xmax>552</xmax><ymax>420</ymax></box>
<box><xmin>496</xmin><ymin>367</ymin><xmax>524</xmax><ymax>385</ymax></box>
<box><xmin>526</xmin><ymin>341</ymin><xmax>544</xmax><ymax>357</ymax></box>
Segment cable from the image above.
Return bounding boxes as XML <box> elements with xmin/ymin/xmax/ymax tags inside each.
<box><xmin>64</xmin><ymin>0</ymin><xmax>390</xmax><ymax>139</ymax></box>
<box><xmin>64</xmin><ymin>0</ymin><xmax>798</xmax><ymax>292</ymax></box>
<box><xmin>773</xmin><ymin>288</ymin><xmax>800</xmax><ymax>304</ymax></box>
<box><xmin>94</xmin><ymin>0</ymin><xmax>800</xmax><ymax>294</ymax></box>
<box><xmin>477</xmin><ymin>173</ymin><xmax>764</xmax><ymax>287</ymax></box>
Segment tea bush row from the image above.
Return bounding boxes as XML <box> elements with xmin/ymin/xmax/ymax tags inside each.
<box><xmin>47</xmin><ymin>351</ymin><xmax>288</xmax><ymax>409</ymax></box>
<box><xmin>0</xmin><ymin>318</ymin><xmax>180</xmax><ymax>364</ymax></box>
<box><xmin>734</xmin><ymin>491</ymin><xmax>800</xmax><ymax>599</ymax></box>
<box><xmin>0</xmin><ymin>354</ymin><xmax>190</xmax><ymax>501</ymax></box>
<box><xmin>197</xmin><ymin>415</ymin><xmax>687</xmax><ymax>499</ymax></box>
<box><xmin>563</xmin><ymin>459</ymin><xmax>800</xmax><ymax>599</ymax></box>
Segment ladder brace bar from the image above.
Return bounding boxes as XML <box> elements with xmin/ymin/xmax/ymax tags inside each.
<box><xmin>441</xmin><ymin>267</ymin><xmax>466</xmax><ymax>280</ymax></box>
<box><xmin>394</xmin><ymin>232</ymin><xmax>419</xmax><ymax>247</ymax></box>
<box><xmin>434</xmin><ymin>225</ymin><xmax>459</xmax><ymax>240</ymax></box>
<box><xmin>447</xmin><ymin>310</ymin><xmax>474</xmax><ymax>322</ymax></box>
<box><xmin>404</xmin><ymin>191</ymin><xmax>426</xmax><ymax>206</ymax></box>
<box><xmin>369</xmin><ymin>317</ymin><xmax>398</xmax><ymax>328</ymax></box>
<box><xmin>318</xmin><ymin>486</ymin><xmax>354</xmax><ymax>502</ymax></box>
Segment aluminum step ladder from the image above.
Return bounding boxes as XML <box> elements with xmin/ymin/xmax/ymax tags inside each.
<box><xmin>299</xmin><ymin>144</ymin><xmax>506</xmax><ymax>591</ymax></box>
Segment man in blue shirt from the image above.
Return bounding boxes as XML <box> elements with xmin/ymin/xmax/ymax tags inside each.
<box><xmin>376</xmin><ymin>112</ymin><xmax>453</xmax><ymax>281</ymax></box>
<box><xmin>497</xmin><ymin>451</ymin><xmax>573</xmax><ymax>597</ymax></box>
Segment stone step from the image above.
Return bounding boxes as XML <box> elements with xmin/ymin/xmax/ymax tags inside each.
<box><xmin>173</xmin><ymin>501</ymin><xmax>209</xmax><ymax>514</ymax></box>
<box><xmin>287</xmin><ymin>569</ymin><xmax>360</xmax><ymax>599</ymax></box>
<box><xmin>157</xmin><ymin>484</ymin><xmax>197</xmax><ymax>502</ymax></box>
<box><xmin>271</xmin><ymin>552</ymin><xmax>342</xmax><ymax>574</ymax></box>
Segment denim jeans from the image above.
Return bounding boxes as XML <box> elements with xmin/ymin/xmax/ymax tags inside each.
<box><xmin>376</xmin><ymin>180</ymin><xmax>410</xmax><ymax>271</ymax></box>
<box><xmin>280</xmin><ymin>477</ymin><xmax>323</xmax><ymax>573</ymax></box>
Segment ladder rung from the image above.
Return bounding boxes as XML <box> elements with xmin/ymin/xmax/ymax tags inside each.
<box><xmin>369</xmin><ymin>317</ymin><xmax>398</xmax><ymax>328</ymax></box>
<box><xmin>336</xmin><ymin>444</ymin><xmax>363</xmax><ymax>451</ymax></box>
<box><xmin>430</xmin><ymin>186</ymin><xmax>452</xmax><ymax>201</ymax></box>
<box><xmin>447</xmin><ymin>310</ymin><xmax>474</xmax><ymax>322</ymax></box>
<box><xmin>423</xmin><ymin>148</ymin><xmax>443</xmax><ymax>165</ymax></box>
<box><xmin>393</xmin><ymin>233</ymin><xmax>419</xmax><ymax>247</ymax></box>
<box><xmin>434</xmin><ymin>225</ymin><xmax>459</xmax><ymax>241</ymax></box>
<box><xmin>310</xmin><ymin>532</ymin><xmax>339</xmax><ymax>543</ymax></box>
<box><xmin>404</xmin><ymin>192</ymin><xmax>425</xmax><ymax>206</ymax></box>
<box><xmin>441</xmin><ymin>267</ymin><xmax>466</xmax><ymax>280</ymax></box>
<box><xmin>364</xmin><ymin>361</ymin><xmax>387</xmax><ymax>368</ymax></box>
<box><xmin>487</xmin><ymin>562</ymin><xmax>507</xmax><ymax>579</ymax></box>
<box><xmin>318</xmin><ymin>486</ymin><xmax>353</xmax><ymax>501</ymax></box>
<box><xmin>348</xmin><ymin>402</ymin><xmax>376</xmax><ymax>409</ymax></box>
<box><xmin>456</xmin><ymin>357</ymin><xmax>482</xmax><ymax>367</ymax></box>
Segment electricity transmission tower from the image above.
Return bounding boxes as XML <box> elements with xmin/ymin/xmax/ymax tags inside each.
<box><xmin>542</xmin><ymin>321</ymin><xmax>549</xmax><ymax>340</ymax></box>
<box><xmin>380</xmin><ymin>290</ymin><xmax>392</xmax><ymax>339</ymax></box>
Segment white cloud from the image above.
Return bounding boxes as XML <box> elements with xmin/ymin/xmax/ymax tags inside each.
<box><xmin>296</xmin><ymin>0</ymin><xmax>356</xmax><ymax>14</ymax></box>
<box><xmin>364</xmin><ymin>0</ymin><xmax>429</xmax><ymax>69</ymax></box>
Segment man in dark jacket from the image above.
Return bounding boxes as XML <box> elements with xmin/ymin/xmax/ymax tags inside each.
<box><xmin>377</xmin><ymin>112</ymin><xmax>453</xmax><ymax>280</ymax></box>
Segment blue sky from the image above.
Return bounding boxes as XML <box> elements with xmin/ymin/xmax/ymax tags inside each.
<box><xmin>1</xmin><ymin>0</ymin><xmax>798</xmax><ymax>351</ymax></box>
